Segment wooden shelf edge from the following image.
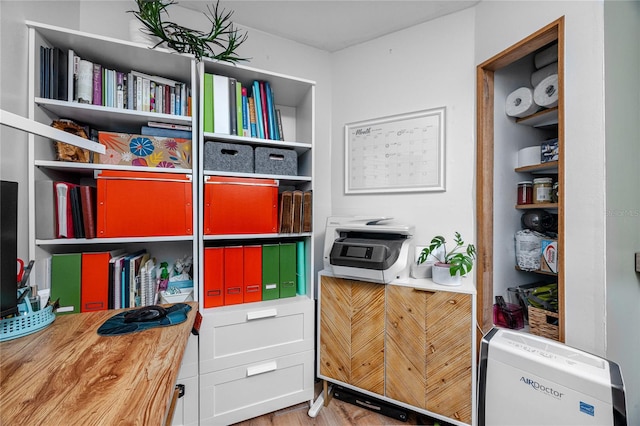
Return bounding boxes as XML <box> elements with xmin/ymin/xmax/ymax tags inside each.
<box><xmin>515</xmin><ymin>161</ymin><xmax>558</xmax><ymax>173</ymax></box>
<box><xmin>516</xmin><ymin>202</ymin><xmax>558</xmax><ymax>210</ymax></box>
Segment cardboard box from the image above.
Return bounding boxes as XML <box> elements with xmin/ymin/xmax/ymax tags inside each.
<box><xmin>204</xmin><ymin>176</ymin><xmax>278</xmax><ymax>235</ymax></box>
<box><xmin>540</xmin><ymin>239</ymin><xmax>558</xmax><ymax>273</ymax></box>
<box><xmin>96</xmin><ymin>170</ymin><xmax>193</xmax><ymax>238</ymax></box>
<box><xmin>97</xmin><ymin>132</ymin><xmax>191</xmax><ymax>168</ymax></box>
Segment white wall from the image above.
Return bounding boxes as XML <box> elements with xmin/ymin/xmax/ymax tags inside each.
<box><xmin>1</xmin><ymin>1</ymin><xmax>80</xmax><ymax>263</ymax></box>
<box><xmin>330</xmin><ymin>9</ymin><xmax>477</xmax><ymax>263</ymax></box>
<box><xmin>604</xmin><ymin>0</ymin><xmax>640</xmax><ymax>422</ymax></box>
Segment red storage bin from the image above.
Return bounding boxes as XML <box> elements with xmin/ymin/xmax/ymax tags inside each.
<box><xmin>204</xmin><ymin>176</ymin><xmax>278</xmax><ymax>235</ymax></box>
<box><xmin>96</xmin><ymin>170</ymin><xmax>192</xmax><ymax>238</ymax></box>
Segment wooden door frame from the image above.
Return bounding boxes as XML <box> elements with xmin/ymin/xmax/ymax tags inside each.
<box><xmin>475</xmin><ymin>17</ymin><xmax>565</xmax><ymax>342</ymax></box>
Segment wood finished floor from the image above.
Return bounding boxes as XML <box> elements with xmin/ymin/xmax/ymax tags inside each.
<box><xmin>231</xmin><ymin>382</ymin><xmax>452</xmax><ymax>426</ymax></box>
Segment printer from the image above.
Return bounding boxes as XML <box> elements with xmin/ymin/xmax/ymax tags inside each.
<box><xmin>323</xmin><ymin>216</ymin><xmax>414</xmax><ymax>284</ymax></box>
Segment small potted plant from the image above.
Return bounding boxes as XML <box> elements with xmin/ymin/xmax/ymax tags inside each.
<box><xmin>417</xmin><ymin>232</ymin><xmax>476</xmax><ymax>286</ymax></box>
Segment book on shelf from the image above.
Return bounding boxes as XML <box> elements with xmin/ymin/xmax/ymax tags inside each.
<box><xmin>252</xmin><ymin>80</ymin><xmax>264</xmax><ymax>139</ymax></box>
<box><xmin>259</xmin><ymin>81</ymin><xmax>270</xmax><ymax>139</ymax></box>
<box><xmin>116</xmin><ymin>71</ymin><xmax>125</xmax><ymax>109</ymax></box>
<box><xmin>69</xmin><ymin>185</ymin><xmax>85</xmax><ymax>239</ymax></box>
<box><xmin>276</xmin><ymin>109</ymin><xmax>285</xmax><ymax>141</ymax></box>
<box><xmin>203</xmin><ymin>73</ymin><xmax>214</xmax><ymax>133</ymax></box>
<box><xmin>248</xmin><ymin>96</ymin><xmax>258</xmax><ymax>138</ymax></box>
<box><xmin>77</xmin><ymin>58</ymin><xmax>93</xmax><ymax>104</ymax></box>
<box><xmin>92</xmin><ymin>63</ymin><xmax>102</xmax><ymax>105</ymax></box>
<box><xmin>140</xmin><ymin>125</ymin><xmax>192</xmax><ymax>139</ymax></box>
<box><xmin>241</xmin><ymin>87</ymin><xmax>249</xmax><ymax>137</ymax></box>
<box><xmin>79</xmin><ymin>185</ymin><xmax>97</xmax><ymax>239</ymax></box>
<box><xmin>229</xmin><ymin>78</ymin><xmax>237</xmax><ymax>135</ymax></box>
<box><xmin>302</xmin><ymin>191</ymin><xmax>312</xmax><ymax>232</ymax></box>
<box><xmin>235</xmin><ymin>80</ymin><xmax>243</xmax><ymax>136</ymax></box>
<box><xmin>291</xmin><ymin>190</ymin><xmax>303</xmax><ymax>233</ymax></box>
<box><xmin>67</xmin><ymin>48</ymin><xmax>78</xmax><ymax>101</ymax></box>
<box><xmin>148</xmin><ymin>121</ymin><xmax>192</xmax><ymax>131</ymax></box>
<box><xmin>265</xmin><ymin>81</ymin><xmax>279</xmax><ymax>141</ymax></box>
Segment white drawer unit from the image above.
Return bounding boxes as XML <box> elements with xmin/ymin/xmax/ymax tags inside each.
<box><xmin>200</xmin><ymin>298</ymin><xmax>314</xmax><ymax>374</ymax></box>
<box><xmin>200</xmin><ymin>350</ymin><xmax>314</xmax><ymax>425</ymax></box>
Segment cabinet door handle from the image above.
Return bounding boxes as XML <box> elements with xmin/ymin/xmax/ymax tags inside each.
<box><xmin>412</xmin><ymin>288</ymin><xmax>435</xmax><ymax>294</ymax></box>
<box><xmin>247</xmin><ymin>361</ymin><xmax>277</xmax><ymax>377</ymax></box>
<box><xmin>247</xmin><ymin>308</ymin><xmax>278</xmax><ymax>320</ymax></box>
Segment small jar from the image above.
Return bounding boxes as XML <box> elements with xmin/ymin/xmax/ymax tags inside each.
<box><xmin>533</xmin><ymin>177</ymin><xmax>553</xmax><ymax>204</ymax></box>
<box><xmin>517</xmin><ymin>181</ymin><xmax>533</xmax><ymax>205</ymax></box>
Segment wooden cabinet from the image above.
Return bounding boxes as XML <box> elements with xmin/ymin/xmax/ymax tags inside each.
<box><xmin>476</xmin><ymin>18</ymin><xmax>565</xmax><ymax>340</ymax></box>
<box><xmin>318</xmin><ymin>273</ymin><xmax>475</xmax><ymax>426</ymax></box>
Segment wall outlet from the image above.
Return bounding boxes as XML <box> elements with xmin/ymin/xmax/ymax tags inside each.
<box><xmin>636</xmin><ymin>252</ymin><xmax>640</xmax><ymax>273</ymax></box>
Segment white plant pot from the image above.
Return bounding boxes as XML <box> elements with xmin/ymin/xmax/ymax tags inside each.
<box><xmin>431</xmin><ymin>263</ymin><xmax>462</xmax><ymax>286</ymax></box>
<box><xmin>410</xmin><ymin>261</ymin><xmax>434</xmax><ymax>279</ymax></box>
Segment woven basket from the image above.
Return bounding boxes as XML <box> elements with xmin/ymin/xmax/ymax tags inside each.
<box><xmin>528</xmin><ymin>306</ymin><xmax>559</xmax><ymax>341</ymax></box>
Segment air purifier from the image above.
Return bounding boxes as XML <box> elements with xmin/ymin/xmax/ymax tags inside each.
<box><xmin>478</xmin><ymin>327</ymin><xmax>626</xmax><ymax>426</ymax></box>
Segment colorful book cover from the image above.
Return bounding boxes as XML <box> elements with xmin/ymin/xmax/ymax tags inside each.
<box><xmin>248</xmin><ymin>96</ymin><xmax>257</xmax><ymax>138</ymax></box>
<box><xmin>236</xmin><ymin>81</ymin><xmax>243</xmax><ymax>136</ymax></box>
<box><xmin>241</xmin><ymin>87</ymin><xmax>249</xmax><ymax>137</ymax></box>
<box><xmin>252</xmin><ymin>81</ymin><xmax>264</xmax><ymax>139</ymax></box>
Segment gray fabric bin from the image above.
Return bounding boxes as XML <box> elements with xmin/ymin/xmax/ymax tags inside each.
<box><xmin>204</xmin><ymin>141</ymin><xmax>254</xmax><ymax>173</ymax></box>
<box><xmin>254</xmin><ymin>147</ymin><xmax>297</xmax><ymax>176</ymax></box>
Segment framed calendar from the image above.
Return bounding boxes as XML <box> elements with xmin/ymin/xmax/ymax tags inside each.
<box><xmin>345</xmin><ymin>107</ymin><xmax>445</xmax><ymax>194</ymax></box>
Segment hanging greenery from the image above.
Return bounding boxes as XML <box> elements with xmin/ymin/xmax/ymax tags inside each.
<box><xmin>129</xmin><ymin>0</ymin><xmax>249</xmax><ymax>63</ymax></box>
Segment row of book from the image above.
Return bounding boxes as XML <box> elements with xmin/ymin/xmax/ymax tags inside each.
<box><xmin>203</xmin><ymin>74</ymin><xmax>284</xmax><ymax>141</ymax></box>
<box><xmin>279</xmin><ymin>190</ymin><xmax>312</xmax><ymax>234</ymax></box>
<box><xmin>35</xmin><ymin>180</ymin><xmax>97</xmax><ymax>240</ymax></box>
<box><xmin>49</xmin><ymin>249</ymin><xmax>177</xmax><ymax>314</ymax></box>
<box><xmin>39</xmin><ymin>45</ymin><xmax>191</xmax><ymax>116</ymax></box>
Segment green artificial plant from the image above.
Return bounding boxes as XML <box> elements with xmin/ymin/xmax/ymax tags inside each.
<box><xmin>417</xmin><ymin>231</ymin><xmax>477</xmax><ymax>277</ymax></box>
<box><xmin>129</xmin><ymin>0</ymin><xmax>249</xmax><ymax>62</ymax></box>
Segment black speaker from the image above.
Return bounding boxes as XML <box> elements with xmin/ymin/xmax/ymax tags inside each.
<box><xmin>1</xmin><ymin>180</ymin><xmax>19</xmax><ymax>318</ymax></box>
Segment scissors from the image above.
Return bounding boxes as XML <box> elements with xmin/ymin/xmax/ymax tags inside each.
<box><xmin>16</xmin><ymin>259</ymin><xmax>34</xmax><ymax>287</ymax></box>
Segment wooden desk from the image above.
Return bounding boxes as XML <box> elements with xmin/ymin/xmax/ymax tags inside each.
<box><xmin>0</xmin><ymin>302</ymin><xmax>198</xmax><ymax>425</ymax></box>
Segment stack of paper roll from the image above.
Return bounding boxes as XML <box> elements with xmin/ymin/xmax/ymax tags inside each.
<box><xmin>505</xmin><ymin>87</ymin><xmax>538</xmax><ymax>118</ymax></box>
<box><xmin>531</xmin><ymin>43</ymin><xmax>559</xmax><ymax>109</ymax></box>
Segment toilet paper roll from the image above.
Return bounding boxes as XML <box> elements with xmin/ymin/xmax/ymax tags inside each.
<box><xmin>505</xmin><ymin>87</ymin><xmax>539</xmax><ymax>118</ymax></box>
<box><xmin>531</xmin><ymin>62</ymin><xmax>558</xmax><ymax>87</ymax></box>
<box><xmin>533</xmin><ymin>74</ymin><xmax>559</xmax><ymax>108</ymax></box>
<box><xmin>534</xmin><ymin>43</ymin><xmax>558</xmax><ymax>69</ymax></box>
<box><xmin>518</xmin><ymin>146</ymin><xmax>541</xmax><ymax>168</ymax></box>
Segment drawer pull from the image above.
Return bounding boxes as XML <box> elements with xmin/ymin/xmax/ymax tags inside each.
<box><xmin>247</xmin><ymin>361</ymin><xmax>277</xmax><ymax>377</ymax></box>
<box><xmin>247</xmin><ymin>308</ymin><xmax>278</xmax><ymax>320</ymax></box>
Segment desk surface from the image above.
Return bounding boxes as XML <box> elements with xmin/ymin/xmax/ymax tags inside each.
<box><xmin>0</xmin><ymin>302</ymin><xmax>197</xmax><ymax>425</ymax></box>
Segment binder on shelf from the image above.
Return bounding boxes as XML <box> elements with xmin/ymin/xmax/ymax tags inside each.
<box><xmin>279</xmin><ymin>243</ymin><xmax>297</xmax><ymax>298</ymax></box>
<box><xmin>224</xmin><ymin>246</ymin><xmax>244</xmax><ymax>305</ymax></box>
<box><xmin>204</xmin><ymin>247</ymin><xmax>224</xmax><ymax>308</ymax></box>
<box><xmin>262</xmin><ymin>244</ymin><xmax>280</xmax><ymax>300</ymax></box>
<box><xmin>243</xmin><ymin>245</ymin><xmax>262</xmax><ymax>303</ymax></box>
<box><xmin>54</xmin><ymin>181</ymin><xmax>76</xmax><ymax>238</ymax></box>
<box><xmin>69</xmin><ymin>185</ymin><xmax>84</xmax><ymax>239</ymax></box>
<box><xmin>213</xmin><ymin>74</ymin><xmax>230</xmax><ymax>134</ymax></box>
<box><xmin>229</xmin><ymin>78</ymin><xmax>237</xmax><ymax>135</ymax></box>
<box><xmin>203</xmin><ymin>73</ymin><xmax>214</xmax><ymax>133</ymax></box>
<box><xmin>50</xmin><ymin>253</ymin><xmax>82</xmax><ymax>314</ymax></box>
<box><xmin>296</xmin><ymin>240</ymin><xmax>306</xmax><ymax>296</ymax></box>
<box><xmin>81</xmin><ymin>249</ymin><xmax>124</xmax><ymax>312</ymax></box>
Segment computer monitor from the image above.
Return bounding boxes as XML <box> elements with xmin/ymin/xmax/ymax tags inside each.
<box><xmin>1</xmin><ymin>180</ymin><xmax>19</xmax><ymax>318</ymax></box>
